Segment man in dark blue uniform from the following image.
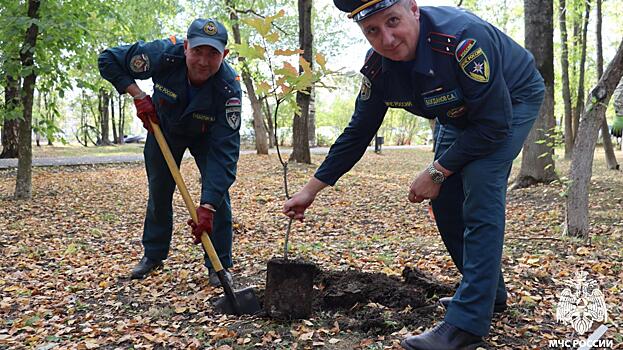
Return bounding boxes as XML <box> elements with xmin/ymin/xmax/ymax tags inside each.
<box><xmin>99</xmin><ymin>18</ymin><xmax>242</xmax><ymax>286</ymax></box>
<box><xmin>283</xmin><ymin>0</ymin><xmax>544</xmax><ymax>349</ymax></box>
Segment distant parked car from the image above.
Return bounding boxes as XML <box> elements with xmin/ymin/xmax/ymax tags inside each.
<box><xmin>123</xmin><ymin>135</ymin><xmax>145</xmax><ymax>144</ymax></box>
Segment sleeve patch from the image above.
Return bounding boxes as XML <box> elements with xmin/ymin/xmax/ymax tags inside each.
<box><xmin>458</xmin><ymin>47</ymin><xmax>490</xmax><ymax>83</ymax></box>
<box><xmin>130</xmin><ymin>54</ymin><xmax>150</xmax><ymax>73</ymax></box>
<box><xmin>225</xmin><ymin>97</ymin><xmax>241</xmax><ymax>129</ymax></box>
<box><xmin>359</xmin><ymin>76</ymin><xmax>372</xmax><ymax>101</ymax></box>
<box><xmin>455</xmin><ymin>39</ymin><xmax>477</xmax><ymax>62</ymax></box>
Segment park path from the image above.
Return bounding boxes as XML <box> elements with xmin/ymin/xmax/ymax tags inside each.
<box><xmin>0</xmin><ymin>146</ymin><xmax>421</xmax><ymax>170</ymax></box>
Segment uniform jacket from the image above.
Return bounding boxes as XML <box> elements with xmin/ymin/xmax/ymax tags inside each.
<box><xmin>315</xmin><ymin>6</ymin><xmax>544</xmax><ymax>185</ymax></box>
<box><xmin>98</xmin><ymin>37</ymin><xmax>242</xmax><ymax>206</ymax></box>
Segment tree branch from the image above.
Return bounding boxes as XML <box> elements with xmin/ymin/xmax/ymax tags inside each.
<box><xmin>232</xmin><ymin>7</ymin><xmax>289</xmax><ymax>35</ymax></box>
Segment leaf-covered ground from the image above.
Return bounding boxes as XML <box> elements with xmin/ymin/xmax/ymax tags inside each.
<box><xmin>1</xmin><ymin>148</ymin><xmax>622</xmax><ymax>349</ymax></box>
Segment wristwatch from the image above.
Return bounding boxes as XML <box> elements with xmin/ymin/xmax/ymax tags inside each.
<box><xmin>427</xmin><ymin>163</ymin><xmax>446</xmax><ymax>184</ymax></box>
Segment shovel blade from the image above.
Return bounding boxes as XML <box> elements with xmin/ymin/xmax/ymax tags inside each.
<box><xmin>214</xmin><ymin>287</ymin><xmax>261</xmax><ymax>315</ymax></box>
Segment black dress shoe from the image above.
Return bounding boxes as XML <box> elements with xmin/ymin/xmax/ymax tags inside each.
<box><xmin>130</xmin><ymin>256</ymin><xmax>163</xmax><ymax>279</ymax></box>
<box><xmin>208</xmin><ymin>268</ymin><xmax>233</xmax><ymax>287</ymax></box>
<box><xmin>401</xmin><ymin>321</ymin><xmax>485</xmax><ymax>350</ymax></box>
<box><xmin>439</xmin><ymin>296</ymin><xmax>507</xmax><ymax>314</ymax></box>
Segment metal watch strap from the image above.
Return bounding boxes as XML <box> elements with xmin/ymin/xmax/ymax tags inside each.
<box><xmin>427</xmin><ymin>163</ymin><xmax>446</xmax><ymax>184</ymax></box>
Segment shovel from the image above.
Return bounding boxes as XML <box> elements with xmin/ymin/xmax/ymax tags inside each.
<box><xmin>150</xmin><ymin>121</ymin><xmax>261</xmax><ymax>316</ymax></box>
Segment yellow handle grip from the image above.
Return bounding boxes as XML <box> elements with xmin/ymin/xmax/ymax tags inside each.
<box><xmin>150</xmin><ymin>121</ymin><xmax>224</xmax><ymax>272</ymax></box>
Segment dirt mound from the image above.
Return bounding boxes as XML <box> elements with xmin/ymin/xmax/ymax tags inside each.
<box><xmin>253</xmin><ymin>263</ymin><xmax>453</xmax><ymax>334</ymax></box>
<box><xmin>310</xmin><ymin>267</ymin><xmax>453</xmax><ymax>334</ymax></box>
<box><xmin>317</xmin><ymin>267</ymin><xmax>453</xmax><ymax>311</ymax></box>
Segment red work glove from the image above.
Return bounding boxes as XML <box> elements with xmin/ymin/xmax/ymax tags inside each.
<box><xmin>187</xmin><ymin>206</ymin><xmax>215</xmax><ymax>245</ymax></box>
<box><xmin>133</xmin><ymin>94</ymin><xmax>159</xmax><ymax>133</ymax></box>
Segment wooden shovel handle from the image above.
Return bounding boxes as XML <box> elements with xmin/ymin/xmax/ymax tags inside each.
<box><xmin>150</xmin><ymin>122</ymin><xmax>224</xmax><ymax>272</ymax></box>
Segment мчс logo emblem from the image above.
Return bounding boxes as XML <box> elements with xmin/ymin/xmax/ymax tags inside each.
<box><xmin>204</xmin><ymin>21</ymin><xmax>218</xmax><ymax>36</ymax></box>
<box><xmin>555</xmin><ymin>271</ymin><xmax>608</xmax><ymax>335</ymax></box>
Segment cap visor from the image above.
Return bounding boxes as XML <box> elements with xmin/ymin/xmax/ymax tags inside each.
<box><xmin>353</xmin><ymin>0</ymin><xmax>399</xmax><ymax>22</ymax></box>
<box><xmin>188</xmin><ymin>37</ymin><xmax>225</xmax><ymax>53</ymax></box>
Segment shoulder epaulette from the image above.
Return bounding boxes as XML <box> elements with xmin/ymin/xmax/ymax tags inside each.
<box><xmin>360</xmin><ymin>49</ymin><xmax>382</xmax><ymax>80</ymax></box>
<box><xmin>428</xmin><ymin>32</ymin><xmax>457</xmax><ymax>56</ymax></box>
<box><xmin>160</xmin><ymin>37</ymin><xmax>184</xmax><ymax>67</ymax></box>
<box><xmin>218</xmin><ymin>62</ymin><xmax>241</xmax><ymax>97</ymax></box>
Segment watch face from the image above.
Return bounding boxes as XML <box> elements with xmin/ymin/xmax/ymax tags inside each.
<box><xmin>432</xmin><ymin>172</ymin><xmax>445</xmax><ymax>183</ymax></box>
<box><xmin>428</xmin><ymin>164</ymin><xmax>445</xmax><ymax>184</ymax></box>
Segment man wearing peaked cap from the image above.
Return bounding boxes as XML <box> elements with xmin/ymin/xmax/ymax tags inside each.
<box><xmin>98</xmin><ymin>18</ymin><xmax>242</xmax><ymax>287</ymax></box>
<box><xmin>334</xmin><ymin>0</ymin><xmax>402</xmax><ymax>22</ymax></box>
<box><xmin>284</xmin><ymin>0</ymin><xmax>545</xmax><ymax>349</ymax></box>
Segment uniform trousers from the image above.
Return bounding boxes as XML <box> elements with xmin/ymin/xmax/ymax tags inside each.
<box><xmin>141</xmin><ymin>132</ymin><xmax>233</xmax><ymax>269</ymax></box>
<box><xmin>431</xmin><ymin>86</ymin><xmax>544</xmax><ymax>336</ymax></box>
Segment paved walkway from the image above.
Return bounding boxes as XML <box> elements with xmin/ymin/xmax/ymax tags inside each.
<box><xmin>0</xmin><ymin>145</ymin><xmax>420</xmax><ymax>170</ymax></box>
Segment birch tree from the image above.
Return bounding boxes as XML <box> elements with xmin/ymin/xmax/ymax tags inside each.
<box><xmin>595</xmin><ymin>0</ymin><xmax>619</xmax><ymax>170</ymax></box>
<box><xmin>565</xmin><ymin>39</ymin><xmax>623</xmax><ymax>239</ymax></box>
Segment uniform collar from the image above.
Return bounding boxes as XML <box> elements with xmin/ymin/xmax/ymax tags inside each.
<box><xmin>380</xmin><ymin>13</ymin><xmax>435</xmax><ymax>77</ymax></box>
<box><xmin>411</xmin><ymin>13</ymin><xmax>435</xmax><ymax>77</ymax></box>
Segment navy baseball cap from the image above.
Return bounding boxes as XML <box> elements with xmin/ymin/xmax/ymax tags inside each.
<box><xmin>187</xmin><ymin>18</ymin><xmax>228</xmax><ymax>53</ymax></box>
<box><xmin>334</xmin><ymin>0</ymin><xmax>401</xmax><ymax>22</ymax></box>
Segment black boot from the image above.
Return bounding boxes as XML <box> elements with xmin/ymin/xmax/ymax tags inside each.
<box><xmin>130</xmin><ymin>256</ymin><xmax>163</xmax><ymax>279</ymax></box>
<box><xmin>439</xmin><ymin>296</ymin><xmax>507</xmax><ymax>313</ymax></box>
<box><xmin>208</xmin><ymin>268</ymin><xmax>233</xmax><ymax>287</ymax></box>
<box><xmin>401</xmin><ymin>321</ymin><xmax>485</xmax><ymax>350</ymax></box>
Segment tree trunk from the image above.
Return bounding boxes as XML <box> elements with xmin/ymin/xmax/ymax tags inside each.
<box><xmin>290</xmin><ymin>0</ymin><xmax>313</xmax><ymax>164</ymax></box>
<box><xmin>567</xmin><ymin>2</ymin><xmax>581</xmax><ymax>157</ymax></box>
<box><xmin>559</xmin><ymin>0</ymin><xmax>574</xmax><ymax>159</ymax></box>
<box><xmin>98</xmin><ymin>88</ymin><xmax>111</xmax><ymax>145</ymax></box>
<box><xmin>308</xmin><ymin>86</ymin><xmax>316</xmax><ymax>147</ymax></box>
<box><xmin>40</xmin><ymin>93</ymin><xmax>46</xmax><ymax>146</ymax></box>
<box><xmin>1</xmin><ymin>75</ymin><xmax>20</xmax><ymax>158</ymax></box>
<box><xmin>15</xmin><ymin>0</ymin><xmax>41</xmax><ymax>200</ymax></box>
<box><xmin>615</xmin><ymin>79</ymin><xmax>623</xmax><ymax>116</ymax></box>
<box><xmin>118</xmin><ymin>95</ymin><xmax>125</xmax><ymax>144</ymax></box>
<box><xmin>512</xmin><ymin>0</ymin><xmax>557</xmax><ymax>188</ymax></box>
<box><xmin>79</xmin><ymin>92</ymin><xmax>88</xmax><ymax>147</ymax></box>
<box><xmin>43</xmin><ymin>93</ymin><xmax>53</xmax><ymax>146</ymax></box>
<box><xmin>245</xmin><ymin>73</ymin><xmax>269</xmax><ymax>154</ymax></box>
<box><xmin>614</xmin><ymin>79</ymin><xmax>623</xmax><ymax>151</ymax></box>
<box><xmin>1</xmin><ymin>119</ymin><xmax>20</xmax><ymax>158</ymax></box>
<box><xmin>264</xmin><ymin>97</ymin><xmax>275</xmax><ymax>148</ymax></box>
<box><xmin>111</xmin><ymin>94</ymin><xmax>119</xmax><ymax>144</ymax></box>
<box><xmin>594</xmin><ymin>0</ymin><xmax>618</xmax><ymax>169</ymax></box>
<box><xmin>571</xmin><ymin>0</ymin><xmax>591</xmax><ymax>152</ymax></box>
<box><xmin>428</xmin><ymin>119</ymin><xmax>436</xmax><ymax>152</ymax></box>
<box><xmin>227</xmin><ymin>0</ymin><xmax>268</xmax><ymax>154</ymax></box>
<box><xmin>565</xmin><ymin>39</ymin><xmax>623</xmax><ymax>239</ymax></box>
<box><xmin>35</xmin><ymin>91</ymin><xmax>41</xmax><ymax>147</ymax></box>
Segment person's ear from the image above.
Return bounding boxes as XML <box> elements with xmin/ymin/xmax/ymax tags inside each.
<box><xmin>222</xmin><ymin>48</ymin><xmax>230</xmax><ymax>59</ymax></box>
<box><xmin>410</xmin><ymin>0</ymin><xmax>420</xmax><ymax>19</ymax></box>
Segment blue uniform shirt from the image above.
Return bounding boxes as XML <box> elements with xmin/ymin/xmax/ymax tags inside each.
<box><xmin>98</xmin><ymin>37</ymin><xmax>242</xmax><ymax>206</ymax></box>
<box><xmin>315</xmin><ymin>6</ymin><xmax>543</xmax><ymax>185</ymax></box>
